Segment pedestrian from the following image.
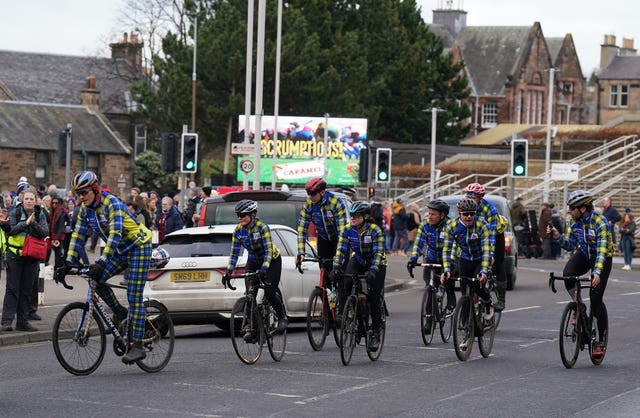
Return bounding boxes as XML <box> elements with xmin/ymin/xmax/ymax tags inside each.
<box><xmin>158</xmin><ymin>196</ymin><xmax>184</xmax><ymax>243</ymax></box>
<box><xmin>550</xmin><ymin>206</ymin><xmax>564</xmax><ymax>258</ymax></box>
<box><xmin>1</xmin><ymin>189</ymin><xmax>49</xmax><ymax>332</ymax></box>
<box><xmin>538</xmin><ymin>202</ymin><xmax>553</xmax><ymax>259</ymax></box>
<box><xmin>406</xmin><ymin>203</ymin><xmax>422</xmax><ymax>252</ymax></box>
<box><xmin>391</xmin><ymin>198</ymin><xmax>409</xmax><ymax>255</ymax></box>
<box><xmin>619</xmin><ymin>209</ymin><xmax>635</xmax><ymax>270</ymax></box>
<box><xmin>602</xmin><ymin>197</ymin><xmax>621</xmax><ymax>244</ymax></box>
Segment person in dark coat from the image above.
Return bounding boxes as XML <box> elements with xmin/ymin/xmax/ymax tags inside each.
<box><xmin>158</xmin><ymin>196</ymin><xmax>184</xmax><ymax>243</ymax></box>
<box><xmin>602</xmin><ymin>197</ymin><xmax>621</xmax><ymax>244</ymax></box>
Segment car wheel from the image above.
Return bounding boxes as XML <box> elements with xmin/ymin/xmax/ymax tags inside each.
<box><xmin>212</xmin><ymin>319</ymin><xmax>231</xmax><ymax>332</ymax></box>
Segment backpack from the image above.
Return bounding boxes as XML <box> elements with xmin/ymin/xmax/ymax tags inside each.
<box><xmin>407</xmin><ymin>211</ymin><xmax>420</xmax><ymax>231</ymax></box>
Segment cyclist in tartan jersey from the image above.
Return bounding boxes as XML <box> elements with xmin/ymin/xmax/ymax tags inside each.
<box><xmin>222</xmin><ymin>199</ymin><xmax>288</xmax><ymax>333</ymax></box>
<box><xmin>441</xmin><ymin>198</ymin><xmax>494</xmax><ymax>330</ymax></box>
<box><xmin>330</xmin><ymin>201</ymin><xmax>387</xmax><ymax>351</ymax></box>
<box><xmin>64</xmin><ymin>171</ymin><xmax>152</xmax><ymax>364</ymax></box>
<box><xmin>548</xmin><ymin>190</ymin><xmax>613</xmax><ymax>359</ymax></box>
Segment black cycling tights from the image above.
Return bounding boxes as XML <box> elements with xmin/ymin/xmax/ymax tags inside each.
<box><xmin>562</xmin><ymin>250</ymin><xmax>611</xmax><ymax>340</ymax></box>
<box><xmin>246</xmin><ymin>256</ymin><xmax>284</xmax><ymax>319</ymax></box>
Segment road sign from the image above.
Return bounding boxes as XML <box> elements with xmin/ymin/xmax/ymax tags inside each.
<box><xmin>551</xmin><ymin>163</ymin><xmax>579</xmax><ymax>181</ymax></box>
<box><xmin>240</xmin><ymin>159</ymin><xmax>254</xmax><ymax>173</ymax></box>
<box><xmin>117</xmin><ymin>173</ymin><xmax>127</xmax><ymax>189</ymax></box>
<box><xmin>231</xmin><ymin>143</ymin><xmax>256</xmax><ymax>155</ymax></box>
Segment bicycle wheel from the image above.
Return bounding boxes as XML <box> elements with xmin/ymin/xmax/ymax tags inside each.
<box><xmin>559</xmin><ymin>302</ymin><xmax>580</xmax><ymax>369</ymax></box>
<box><xmin>367</xmin><ymin>299</ymin><xmax>387</xmax><ymax>361</ymax></box>
<box><xmin>478</xmin><ymin>302</ymin><xmax>496</xmax><ymax>358</ymax></box>
<box><xmin>340</xmin><ymin>296</ymin><xmax>357</xmax><ymax>366</ymax></box>
<box><xmin>267</xmin><ymin>304</ymin><xmax>287</xmax><ymax>362</ymax></box>
<box><xmin>230</xmin><ymin>296</ymin><xmax>263</xmax><ymax>365</ymax></box>
<box><xmin>52</xmin><ymin>302</ymin><xmax>106</xmax><ymax>376</ymax></box>
<box><xmin>590</xmin><ymin>303</ymin><xmax>608</xmax><ymax>366</ymax></box>
<box><xmin>306</xmin><ymin>287</ymin><xmax>328</xmax><ymax>351</ymax></box>
<box><xmin>453</xmin><ymin>296</ymin><xmax>474</xmax><ymax>361</ymax></box>
<box><xmin>420</xmin><ymin>288</ymin><xmax>435</xmax><ymax>346</ymax></box>
<box><xmin>331</xmin><ymin>310</ymin><xmax>341</xmax><ymax>348</ymax></box>
<box><xmin>439</xmin><ymin>289</ymin><xmax>454</xmax><ymax>343</ymax></box>
<box><xmin>136</xmin><ymin>300</ymin><xmax>175</xmax><ymax>373</ymax></box>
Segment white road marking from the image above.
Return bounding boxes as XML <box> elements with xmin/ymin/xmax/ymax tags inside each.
<box><xmin>294</xmin><ymin>379</ymin><xmax>387</xmax><ymax>404</ymax></box>
<box><xmin>266</xmin><ymin>367</ymin><xmax>368</xmax><ymax>380</ymax></box>
<box><xmin>619</xmin><ymin>291</ymin><xmax>640</xmax><ymax>296</ymax></box>
<box><xmin>519</xmin><ymin>338</ymin><xmax>557</xmax><ymax>348</ymax></box>
<box><xmin>264</xmin><ymin>392</ymin><xmax>303</xmax><ymax>398</ymax></box>
<box><xmin>503</xmin><ymin>306</ymin><xmax>540</xmax><ymax>312</ymax></box>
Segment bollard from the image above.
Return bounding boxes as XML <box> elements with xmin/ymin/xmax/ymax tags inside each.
<box><xmin>38</xmin><ymin>262</ymin><xmax>46</xmax><ymax>306</ymax></box>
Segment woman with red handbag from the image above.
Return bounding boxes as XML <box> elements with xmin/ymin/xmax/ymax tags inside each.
<box><xmin>1</xmin><ymin>189</ymin><xmax>49</xmax><ymax>332</ymax></box>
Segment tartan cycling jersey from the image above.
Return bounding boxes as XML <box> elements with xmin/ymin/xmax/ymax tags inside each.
<box><xmin>67</xmin><ymin>192</ymin><xmax>151</xmax><ymax>266</ymax></box>
<box><xmin>226</xmin><ymin>217</ymin><xmax>280</xmax><ymax>274</ymax></box>
<box><xmin>476</xmin><ymin>198</ymin><xmax>498</xmax><ymax>248</ymax></box>
<box><xmin>555</xmin><ymin>209</ymin><xmax>613</xmax><ymax>276</ymax></box>
<box><xmin>442</xmin><ymin>217</ymin><xmax>491</xmax><ymax>274</ymax></box>
<box><xmin>297</xmin><ymin>190</ymin><xmax>348</xmax><ymax>254</ymax></box>
<box><xmin>333</xmin><ymin>222</ymin><xmax>387</xmax><ymax>273</ymax></box>
<box><xmin>409</xmin><ymin>218</ymin><xmax>452</xmax><ymax>264</ymax></box>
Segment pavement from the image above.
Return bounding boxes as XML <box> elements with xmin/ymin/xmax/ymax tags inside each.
<box><xmin>0</xmin><ymin>255</ymin><xmax>407</xmax><ymax>348</ymax></box>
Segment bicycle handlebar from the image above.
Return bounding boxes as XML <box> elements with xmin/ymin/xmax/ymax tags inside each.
<box><xmin>53</xmin><ymin>265</ymin><xmax>91</xmax><ymax>290</ymax></box>
<box><xmin>297</xmin><ymin>255</ymin><xmax>333</xmax><ymax>274</ymax></box>
<box><xmin>223</xmin><ymin>271</ymin><xmax>264</xmax><ymax>291</ymax></box>
<box><xmin>548</xmin><ymin>272</ymin><xmax>591</xmax><ymax>293</ymax></box>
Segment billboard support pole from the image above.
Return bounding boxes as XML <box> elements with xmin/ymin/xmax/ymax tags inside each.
<box><xmin>323</xmin><ymin>113</ymin><xmax>329</xmax><ymax>177</ymax></box>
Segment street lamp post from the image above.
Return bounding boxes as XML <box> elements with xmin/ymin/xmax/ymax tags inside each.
<box><xmin>253</xmin><ymin>0</ymin><xmax>266</xmax><ymax>191</ymax></box>
<box><xmin>243</xmin><ymin>0</ymin><xmax>254</xmax><ymax>190</ymax></box>
<box><xmin>323</xmin><ymin>113</ymin><xmax>329</xmax><ymax>177</ymax></box>
<box><xmin>423</xmin><ymin>108</ymin><xmax>444</xmax><ymax>201</ymax></box>
<box><xmin>543</xmin><ymin>68</ymin><xmax>556</xmax><ymax>203</ymax></box>
<box><xmin>271</xmin><ymin>0</ymin><xmax>282</xmax><ymax>190</ymax></box>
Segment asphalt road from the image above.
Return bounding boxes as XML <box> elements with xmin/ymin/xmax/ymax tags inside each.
<box><xmin>2</xmin><ymin>257</ymin><xmax>640</xmax><ymax>417</ymax></box>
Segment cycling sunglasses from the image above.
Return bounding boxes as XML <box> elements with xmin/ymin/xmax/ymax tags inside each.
<box><xmin>460</xmin><ymin>211</ymin><xmax>475</xmax><ymax>217</ymax></box>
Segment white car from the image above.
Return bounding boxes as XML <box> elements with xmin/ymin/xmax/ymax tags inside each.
<box><xmin>144</xmin><ymin>224</ymin><xmax>320</xmax><ymax>330</ymax></box>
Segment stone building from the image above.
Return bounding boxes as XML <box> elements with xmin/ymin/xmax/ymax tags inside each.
<box><xmin>430</xmin><ymin>5</ymin><xmax>586</xmax><ymax>135</ymax></box>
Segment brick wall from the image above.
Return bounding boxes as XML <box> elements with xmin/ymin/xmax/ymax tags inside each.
<box><xmin>0</xmin><ymin>149</ymin><xmax>131</xmax><ymax>193</ymax></box>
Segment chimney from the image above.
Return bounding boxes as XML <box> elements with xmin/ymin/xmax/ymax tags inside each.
<box><xmin>620</xmin><ymin>37</ymin><xmax>637</xmax><ymax>56</ymax></box>
<box><xmin>432</xmin><ymin>4</ymin><xmax>467</xmax><ymax>40</ymax></box>
<box><xmin>80</xmin><ymin>76</ymin><xmax>100</xmax><ymax>111</ymax></box>
<box><xmin>109</xmin><ymin>31</ymin><xmax>143</xmax><ymax>71</ymax></box>
<box><xmin>600</xmin><ymin>34</ymin><xmax>618</xmax><ymax>70</ymax></box>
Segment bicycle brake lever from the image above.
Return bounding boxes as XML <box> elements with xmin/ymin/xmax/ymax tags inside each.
<box><xmin>548</xmin><ymin>273</ymin><xmax>557</xmax><ymax>293</ymax></box>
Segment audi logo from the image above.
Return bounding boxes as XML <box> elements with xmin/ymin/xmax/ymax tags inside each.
<box><xmin>181</xmin><ymin>261</ymin><xmax>198</xmax><ymax>268</ymax></box>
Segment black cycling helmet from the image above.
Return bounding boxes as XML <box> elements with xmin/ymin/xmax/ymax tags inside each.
<box><xmin>349</xmin><ymin>201</ymin><xmax>370</xmax><ymax>216</ymax></box>
<box><xmin>567</xmin><ymin>190</ymin><xmax>594</xmax><ymax>208</ymax></box>
<box><xmin>456</xmin><ymin>198</ymin><xmax>478</xmax><ymax>213</ymax></box>
<box><xmin>234</xmin><ymin>199</ymin><xmax>258</xmax><ymax>216</ymax></box>
<box><xmin>427</xmin><ymin>199</ymin><xmax>450</xmax><ymax>215</ymax></box>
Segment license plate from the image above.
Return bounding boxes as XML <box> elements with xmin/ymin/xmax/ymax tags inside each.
<box><xmin>170</xmin><ymin>271</ymin><xmax>211</xmax><ymax>282</ymax></box>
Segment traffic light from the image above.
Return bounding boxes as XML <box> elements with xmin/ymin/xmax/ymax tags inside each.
<box><xmin>511</xmin><ymin>139</ymin><xmax>528</xmax><ymax>177</ymax></box>
<box><xmin>181</xmin><ymin>133</ymin><xmax>198</xmax><ymax>173</ymax></box>
<box><xmin>58</xmin><ymin>130</ymin><xmax>67</xmax><ymax>167</ymax></box>
<box><xmin>161</xmin><ymin>132</ymin><xmax>179</xmax><ymax>172</ymax></box>
<box><xmin>376</xmin><ymin>148</ymin><xmax>392</xmax><ymax>183</ymax></box>
<box><xmin>358</xmin><ymin>149</ymin><xmax>369</xmax><ymax>183</ymax></box>
<box><xmin>368</xmin><ymin>186</ymin><xmax>375</xmax><ymax>199</ymax></box>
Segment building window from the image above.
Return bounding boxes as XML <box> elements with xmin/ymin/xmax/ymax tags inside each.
<box><xmin>35</xmin><ymin>151</ymin><xmax>48</xmax><ymax>181</ymax></box>
<box><xmin>610</xmin><ymin>84</ymin><xmax>629</xmax><ymax>107</ymax></box>
<box><xmin>563</xmin><ymin>82</ymin><xmax>573</xmax><ymax>93</ymax></box>
<box><xmin>482</xmin><ymin>103</ymin><xmax>497</xmax><ymax>127</ymax></box>
<box><xmin>620</xmin><ymin>85</ymin><xmax>629</xmax><ymax>107</ymax></box>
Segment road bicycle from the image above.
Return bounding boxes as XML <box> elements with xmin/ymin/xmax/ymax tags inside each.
<box><xmin>224</xmin><ymin>271</ymin><xmax>287</xmax><ymax>365</ymax></box>
<box><xmin>452</xmin><ymin>275</ymin><xmax>497</xmax><ymax>361</ymax></box>
<box><xmin>338</xmin><ymin>272</ymin><xmax>387</xmax><ymax>366</ymax></box>
<box><xmin>299</xmin><ymin>256</ymin><xmax>340</xmax><ymax>350</ymax></box>
<box><xmin>549</xmin><ymin>273</ymin><xmax>608</xmax><ymax>368</ymax></box>
<box><xmin>51</xmin><ymin>266</ymin><xmax>175</xmax><ymax>376</ymax></box>
<box><xmin>409</xmin><ymin>262</ymin><xmax>453</xmax><ymax>345</ymax></box>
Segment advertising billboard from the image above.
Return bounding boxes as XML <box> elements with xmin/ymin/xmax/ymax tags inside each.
<box><xmin>236</xmin><ymin>115</ymin><xmax>368</xmax><ymax>186</ymax></box>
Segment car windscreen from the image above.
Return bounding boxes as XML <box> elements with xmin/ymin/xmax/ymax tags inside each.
<box><xmin>205</xmin><ymin>201</ymin><xmax>304</xmax><ymax>229</ymax></box>
<box><xmin>160</xmin><ymin>234</ymin><xmax>233</xmax><ymax>258</ymax></box>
